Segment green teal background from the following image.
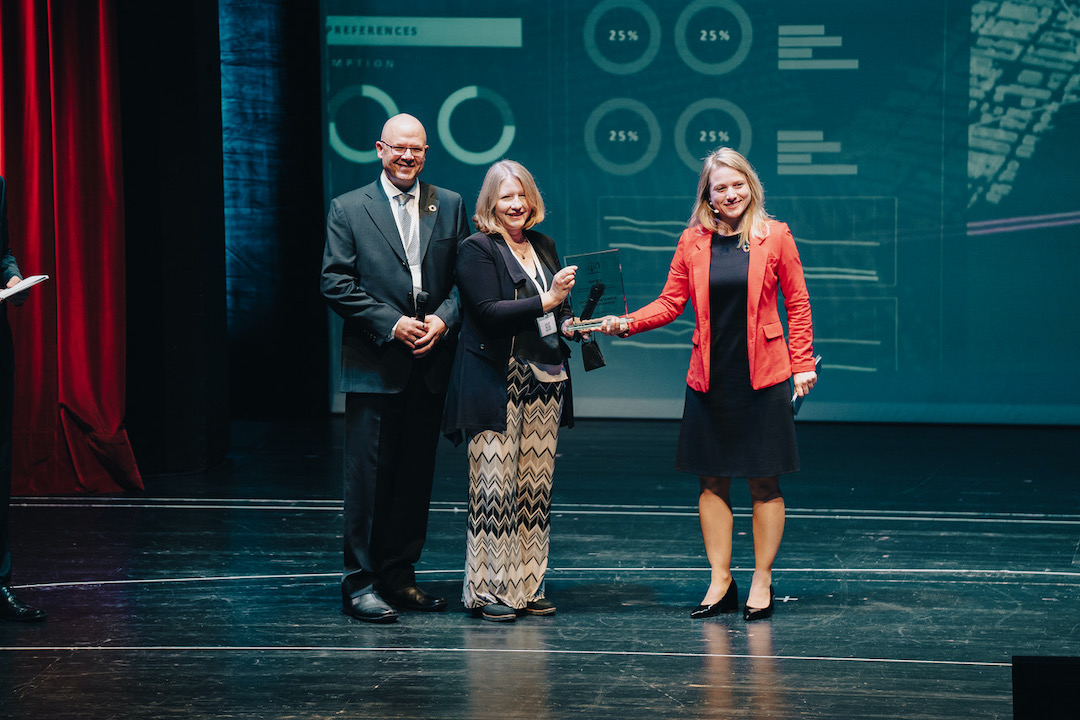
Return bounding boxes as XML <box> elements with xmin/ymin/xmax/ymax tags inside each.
<box><xmin>318</xmin><ymin>0</ymin><xmax>1080</xmax><ymax>424</ymax></box>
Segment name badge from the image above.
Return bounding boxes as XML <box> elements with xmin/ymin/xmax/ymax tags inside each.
<box><xmin>536</xmin><ymin>312</ymin><xmax>557</xmax><ymax>337</ymax></box>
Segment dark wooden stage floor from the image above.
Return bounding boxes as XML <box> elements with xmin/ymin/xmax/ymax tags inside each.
<box><xmin>2</xmin><ymin>419</ymin><xmax>1078</xmax><ymax>719</ymax></box>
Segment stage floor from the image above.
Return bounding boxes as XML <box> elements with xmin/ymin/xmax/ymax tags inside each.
<box><xmin>2</xmin><ymin>419</ymin><xmax>1078</xmax><ymax>719</ymax></box>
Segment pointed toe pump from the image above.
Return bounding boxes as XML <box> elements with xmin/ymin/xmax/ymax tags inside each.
<box><xmin>690</xmin><ymin>579</ymin><xmax>738</xmax><ymax>619</ymax></box>
<box><xmin>743</xmin><ymin>585</ymin><xmax>775</xmax><ymax>622</ymax></box>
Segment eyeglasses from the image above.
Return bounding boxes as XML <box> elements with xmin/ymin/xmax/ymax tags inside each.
<box><xmin>380</xmin><ymin>141</ymin><xmax>427</xmax><ymax>157</ymax></box>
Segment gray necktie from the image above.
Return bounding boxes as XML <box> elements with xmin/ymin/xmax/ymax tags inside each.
<box><xmin>395</xmin><ymin>192</ymin><xmax>419</xmax><ymax>267</ymax></box>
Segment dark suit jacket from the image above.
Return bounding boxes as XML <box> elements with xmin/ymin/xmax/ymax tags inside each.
<box><xmin>321</xmin><ymin>178</ymin><xmax>469</xmax><ymax>394</ymax></box>
<box><xmin>443</xmin><ymin>229</ymin><xmax>575</xmax><ymax>442</ymax></box>
<box><xmin>0</xmin><ymin>176</ymin><xmax>19</xmax><ymax>294</ymax></box>
<box><xmin>1</xmin><ymin>175</ymin><xmax>20</xmax><ymax>348</ymax></box>
<box><xmin>0</xmin><ymin>175</ymin><xmax>13</xmax><ymax>583</ymax></box>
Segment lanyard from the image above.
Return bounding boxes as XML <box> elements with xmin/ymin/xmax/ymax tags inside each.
<box><xmin>510</xmin><ymin>241</ymin><xmax>550</xmax><ymax>294</ymax></box>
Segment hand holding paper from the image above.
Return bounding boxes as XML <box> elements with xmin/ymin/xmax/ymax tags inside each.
<box><xmin>0</xmin><ymin>274</ymin><xmax>49</xmax><ymax>303</ymax></box>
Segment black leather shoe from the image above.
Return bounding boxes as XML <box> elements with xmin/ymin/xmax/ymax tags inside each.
<box><xmin>0</xmin><ymin>586</ymin><xmax>47</xmax><ymax>622</ymax></box>
<box><xmin>524</xmin><ymin>598</ymin><xmax>556</xmax><ymax>616</ymax></box>
<box><xmin>690</xmin><ymin>579</ymin><xmax>738</xmax><ymax>619</ymax></box>
<box><xmin>472</xmin><ymin>603</ymin><xmax>516</xmax><ymax>622</ymax></box>
<box><xmin>342</xmin><ymin>591</ymin><xmax>398</xmax><ymax>624</ymax></box>
<box><xmin>384</xmin><ymin>585</ymin><xmax>447</xmax><ymax>612</ymax></box>
<box><xmin>743</xmin><ymin>585</ymin><xmax>775</xmax><ymax>622</ymax></box>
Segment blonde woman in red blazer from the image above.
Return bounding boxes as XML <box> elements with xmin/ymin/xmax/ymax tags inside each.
<box><xmin>599</xmin><ymin>148</ymin><xmax>816</xmax><ymax>621</ymax></box>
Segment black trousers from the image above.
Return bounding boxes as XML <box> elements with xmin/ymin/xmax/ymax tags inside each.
<box><xmin>341</xmin><ymin>371</ymin><xmax>445</xmax><ymax>601</ymax></box>
<box><xmin>0</xmin><ymin>316</ymin><xmax>14</xmax><ymax>585</ymax></box>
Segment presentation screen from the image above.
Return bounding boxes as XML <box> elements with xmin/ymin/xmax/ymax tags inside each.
<box><xmin>320</xmin><ymin>0</ymin><xmax>1080</xmax><ymax>424</ymax></box>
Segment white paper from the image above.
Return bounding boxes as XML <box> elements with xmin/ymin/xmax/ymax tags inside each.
<box><xmin>0</xmin><ymin>274</ymin><xmax>49</xmax><ymax>301</ymax></box>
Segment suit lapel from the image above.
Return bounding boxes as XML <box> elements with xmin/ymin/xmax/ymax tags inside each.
<box><xmin>744</xmin><ymin>223</ymin><xmax>771</xmax><ymax>374</ymax></box>
<box><xmin>418</xmin><ymin>183</ymin><xmax>437</xmax><ymax>261</ymax></box>
<box><xmin>492</xmin><ymin>235</ymin><xmax>531</xmax><ymax>286</ymax></box>
<box><xmin>746</xmin><ymin>223</ymin><xmax>769</xmax><ymax>313</ymax></box>
<box><xmin>531</xmin><ymin>233</ymin><xmax>560</xmax><ymax>277</ymax></box>
<box><xmin>688</xmin><ymin>227</ymin><xmax>712</xmax><ymax>320</ymax></box>
<box><xmin>363</xmin><ymin>181</ymin><xmax>408</xmax><ymax>264</ymax></box>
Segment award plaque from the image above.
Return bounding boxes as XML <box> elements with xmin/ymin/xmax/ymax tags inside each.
<box><xmin>563</xmin><ymin>249</ymin><xmax>629</xmax><ymax>331</ymax></box>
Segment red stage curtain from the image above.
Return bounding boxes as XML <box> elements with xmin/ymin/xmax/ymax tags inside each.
<box><xmin>0</xmin><ymin>0</ymin><xmax>142</xmax><ymax>494</ymax></box>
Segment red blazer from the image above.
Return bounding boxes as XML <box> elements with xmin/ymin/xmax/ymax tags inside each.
<box><xmin>626</xmin><ymin>220</ymin><xmax>814</xmax><ymax>392</ymax></box>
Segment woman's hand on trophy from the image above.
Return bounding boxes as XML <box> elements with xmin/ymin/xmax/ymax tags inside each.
<box><xmin>596</xmin><ymin>315</ymin><xmax>631</xmax><ymax>336</ymax></box>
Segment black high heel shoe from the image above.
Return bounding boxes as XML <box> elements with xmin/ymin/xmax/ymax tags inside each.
<box><xmin>690</xmin><ymin>579</ymin><xmax>738</xmax><ymax>619</ymax></box>
<box><xmin>743</xmin><ymin>585</ymin><xmax>774</xmax><ymax>622</ymax></box>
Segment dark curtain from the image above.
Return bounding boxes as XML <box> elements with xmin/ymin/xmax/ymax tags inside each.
<box><xmin>220</xmin><ymin>0</ymin><xmax>327</xmax><ymax>419</ymax></box>
<box><xmin>0</xmin><ymin>0</ymin><xmax>141</xmax><ymax>494</ymax></box>
<box><xmin>118</xmin><ymin>2</ymin><xmax>229</xmax><ymax>476</ymax></box>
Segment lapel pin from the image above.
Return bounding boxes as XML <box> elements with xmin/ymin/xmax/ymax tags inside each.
<box><xmin>427</xmin><ymin>204</ymin><xmax>437</xmax><ymax>213</ymax></box>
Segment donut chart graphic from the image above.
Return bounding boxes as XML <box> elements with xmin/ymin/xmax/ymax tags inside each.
<box><xmin>674</xmin><ymin>98</ymin><xmax>752</xmax><ymax>170</ymax></box>
<box><xmin>583</xmin><ymin>98</ymin><xmax>663</xmax><ymax>175</ymax></box>
<box><xmin>437</xmin><ymin>86</ymin><xmax>516</xmax><ymax>165</ymax></box>
<box><xmin>583</xmin><ymin>0</ymin><xmax>662</xmax><ymax>75</ymax></box>
<box><xmin>673</xmin><ymin>0</ymin><xmax>753</xmax><ymax>75</ymax></box>
<box><xmin>327</xmin><ymin>84</ymin><xmax>399</xmax><ymax>163</ymax></box>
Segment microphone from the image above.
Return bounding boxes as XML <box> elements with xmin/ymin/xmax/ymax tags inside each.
<box><xmin>415</xmin><ymin>291</ymin><xmax>429</xmax><ymax>322</ymax></box>
<box><xmin>572</xmin><ymin>281</ymin><xmax>606</xmax><ymax>341</ymax></box>
<box><xmin>579</xmin><ymin>281</ymin><xmax>605</xmax><ymax>321</ymax></box>
<box><xmin>576</xmin><ymin>281</ymin><xmax>607</xmax><ymax>371</ymax></box>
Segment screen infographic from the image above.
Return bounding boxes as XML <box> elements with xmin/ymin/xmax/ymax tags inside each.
<box><xmin>321</xmin><ymin>0</ymin><xmax>1080</xmax><ymax>424</ymax></box>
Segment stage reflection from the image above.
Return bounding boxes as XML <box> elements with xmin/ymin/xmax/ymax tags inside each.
<box><xmin>699</xmin><ymin>620</ymin><xmax>788</xmax><ymax>718</ymax></box>
<box><xmin>463</xmin><ymin>622</ymin><xmax>551</xmax><ymax>719</ymax></box>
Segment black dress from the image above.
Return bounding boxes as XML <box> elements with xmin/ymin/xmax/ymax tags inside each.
<box><xmin>675</xmin><ymin>233</ymin><xmax>799</xmax><ymax>477</ymax></box>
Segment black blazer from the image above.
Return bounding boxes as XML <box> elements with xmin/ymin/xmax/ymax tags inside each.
<box><xmin>0</xmin><ymin>176</ymin><xmax>19</xmax><ymax>289</ymax></box>
<box><xmin>1</xmin><ymin>176</ymin><xmax>21</xmax><ymax>334</ymax></box>
<box><xmin>321</xmin><ymin>178</ymin><xmax>469</xmax><ymax>394</ymax></box>
<box><xmin>443</xmin><ymin>229</ymin><xmax>575</xmax><ymax>443</ymax></box>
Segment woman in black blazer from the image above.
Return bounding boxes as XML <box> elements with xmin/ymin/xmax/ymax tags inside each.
<box><xmin>443</xmin><ymin>160</ymin><xmax>577</xmax><ymax>622</ymax></box>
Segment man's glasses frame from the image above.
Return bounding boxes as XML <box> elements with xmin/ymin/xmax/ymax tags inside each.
<box><xmin>380</xmin><ymin>141</ymin><xmax>427</xmax><ymax>157</ymax></box>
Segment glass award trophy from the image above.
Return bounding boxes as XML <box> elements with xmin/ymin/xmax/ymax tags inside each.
<box><xmin>562</xmin><ymin>249</ymin><xmax>630</xmax><ymax>331</ymax></box>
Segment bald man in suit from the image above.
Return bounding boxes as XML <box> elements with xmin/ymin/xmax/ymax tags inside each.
<box><xmin>322</xmin><ymin>114</ymin><xmax>468</xmax><ymax>623</ymax></box>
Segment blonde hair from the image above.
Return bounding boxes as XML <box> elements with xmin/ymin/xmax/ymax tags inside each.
<box><xmin>690</xmin><ymin>147</ymin><xmax>770</xmax><ymax>250</ymax></box>
<box><xmin>473</xmin><ymin>160</ymin><xmax>546</xmax><ymax>235</ymax></box>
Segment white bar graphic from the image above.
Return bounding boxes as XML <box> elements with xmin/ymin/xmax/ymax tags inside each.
<box><xmin>778</xmin><ymin>131</ymin><xmax>824</xmax><ymax>142</ymax></box>
<box><xmin>778</xmin><ymin>165</ymin><xmax>859</xmax><ymax>175</ymax></box>
<box><xmin>779</xmin><ymin>36</ymin><xmax>843</xmax><ymax>47</ymax></box>
<box><xmin>778</xmin><ymin>142</ymin><xmax>842</xmax><ymax>153</ymax></box>
<box><xmin>777</xmin><ymin>24</ymin><xmax>858</xmax><ymax>70</ymax></box>
<box><xmin>780</xmin><ymin>59</ymin><xmax>860</xmax><ymax>70</ymax></box>
<box><xmin>776</xmin><ymin>131</ymin><xmax>857</xmax><ymax>176</ymax></box>
<box><xmin>326</xmin><ymin>16</ymin><xmax>523</xmax><ymax>48</ymax></box>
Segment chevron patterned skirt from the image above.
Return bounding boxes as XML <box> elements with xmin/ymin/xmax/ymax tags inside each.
<box><xmin>463</xmin><ymin>357</ymin><xmax>565</xmax><ymax>610</ymax></box>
